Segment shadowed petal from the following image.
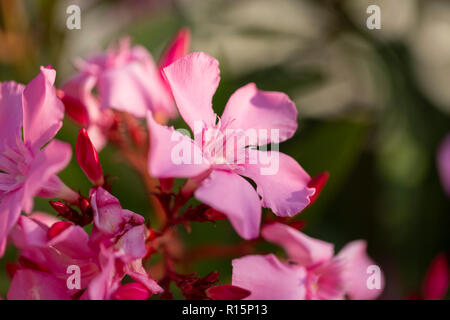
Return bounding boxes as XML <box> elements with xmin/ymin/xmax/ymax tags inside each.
<box><xmin>238</xmin><ymin>151</ymin><xmax>314</xmax><ymax>217</ymax></box>
<box><xmin>232</xmin><ymin>254</ymin><xmax>306</xmax><ymax>300</ymax></box>
<box><xmin>195</xmin><ymin>170</ymin><xmax>261</xmax><ymax>239</ymax></box>
<box><xmin>147</xmin><ymin>112</ymin><xmax>209</xmax><ymax>178</ymax></box>
<box><xmin>262</xmin><ymin>222</ymin><xmax>334</xmax><ymax>267</ymax></box>
<box><xmin>0</xmin><ymin>81</ymin><xmax>24</xmax><ymax>151</ymax></box>
<box><xmin>337</xmin><ymin>240</ymin><xmax>384</xmax><ymax>300</ymax></box>
<box><xmin>23</xmin><ymin>140</ymin><xmax>72</xmax><ymax>213</ymax></box>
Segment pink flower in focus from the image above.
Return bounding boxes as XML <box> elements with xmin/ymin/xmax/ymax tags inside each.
<box><xmin>61</xmin><ymin>29</ymin><xmax>190</xmax><ymax>150</ymax></box>
<box><xmin>437</xmin><ymin>134</ymin><xmax>450</xmax><ymax>197</ymax></box>
<box><xmin>232</xmin><ymin>223</ymin><xmax>384</xmax><ymax>300</ymax></box>
<box><xmin>147</xmin><ymin>52</ymin><xmax>315</xmax><ymax>239</ymax></box>
<box><xmin>7</xmin><ymin>188</ymin><xmax>162</xmax><ymax>300</ymax></box>
<box><xmin>0</xmin><ymin>67</ymin><xmax>76</xmax><ymax>257</ymax></box>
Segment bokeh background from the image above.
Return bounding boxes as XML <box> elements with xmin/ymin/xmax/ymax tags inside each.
<box><xmin>1</xmin><ymin>0</ymin><xmax>450</xmax><ymax>299</ymax></box>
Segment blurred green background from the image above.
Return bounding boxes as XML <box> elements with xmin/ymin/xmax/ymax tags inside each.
<box><xmin>1</xmin><ymin>0</ymin><xmax>450</xmax><ymax>299</ymax></box>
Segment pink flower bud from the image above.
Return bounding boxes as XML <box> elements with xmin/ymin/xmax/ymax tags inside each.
<box><xmin>76</xmin><ymin>128</ymin><xmax>104</xmax><ymax>186</ymax></box>
<box><xmin>56</xmin><ymin>89</ymin><xmax>89</xmax><ymax>127</ymax></box>
<box><xmin>112</xmin><ymin>282</ymin><xmax>151</xmax><ymax>300</ymax></box>
<box><xmin>206</xmin><ymin>285</ymin><xmax>251</xmax><ymax>300</ymax></box>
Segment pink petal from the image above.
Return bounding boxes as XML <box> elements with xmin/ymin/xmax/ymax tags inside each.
<box><xmin>48</xmin><ymin>224</ymin><xmax>95</xmax><ymax>260</ymax></box>
<box><xmin>159</xmin><ymin>28</ymin><xmax>191</xmax><ymax>69</ymax></box>
<box><xmin>163</xmin><ymin>52</ymin><xmax>219</xmax><ymax>130</ymax></box>
<box><xmin>238</xmin><ymin>151</ymin><xmax>314</xmax><ymax>217</ymax></box>
<box><xmin>62</xmin><ymin>73</ymin><xmax>110</xmax><ymax>151</ymax></box>
<box><xmin>307</xmin><ymin>259</ymin><xmax>345</xmax><ymax>300</ymax></box>
<box><xmin>37</xmin><ymin>175</ymin><xmax>79</xmax><ymax>203</ymax></box>
<box><xmin>0</xmin><ymin>191</ymin><xmax>24</xmax><ymax>256</ymax></box>
<box><xmin>437</xmin><ymin>134</ymin><xmax>450</xmax><ymax>197</ymax></box>
<box><xmin>22</xmin><ymin>66</ymin><xmax>64</xmax><ymax>150</ymax></box>
<box><xmin>232</xmin><ymin>254</ymin><xmax>307</xmax><ymax>300</ymax></box>
<box><xmin>61</xmin><ymin>72</ymin><xmax>98</xmax><ymax>118</ymax></box>
<box><xmin>23</xmin><ymin>140</ymin><xmax>72</xmax><ymax>213</ymax></box>
<box><xmin>337</xmin><ymin>240</ymin><xmax>384</xmax><ymax>300</ymax></box>
<box><xmin>7</xmin><ymin>269</ymin><xmax>71</xmax><ymax>300</ymax></box>
<box><xmin>262</xmin><ymin>222</ymin><xmax>334</xmax><ymax>267</ymax></box>
<box><xmin>422</xmin><ymin>253</ymin><xmax>449</xmax><ymax>300</ymax></box>
<box><xmin>9</xmin><ymin>215</ymin><xmax>49</xmax><ymax>250</ymax></box>
<box><xmin>115</xmin><ymin>225</ymin><xmax>147</xmax><ymax>261</ymax></box>
<box><xmin>90</xmin><ymin>187</ymin><xmax>125</xmax><ymax>235</ymax></box>
<box><xmin>112</xmin><ymin>282</ymin><xmax>151</xmax><ymax>300</ymax></box>
<box><xmin>0</xmin><ymin>81</ymin><xmax>24</xmax><ymax>151</ymax></box>
<box><xmin>221</xmin><ymin>83</ymin><xmax>297</xmax><ymax>145</ymax></box>
<box><xmin>194</xmin><ymin>170</ymin><xmax>261</xmax><ymax>239</ymax></box>
<box><xmin>88</xmin><ymin>247</ymin><xmax>119</xmax><ymax>300</ymax></box>
<box><xmin>28</xmin><ymin>212</ymin><xmax>60</xmax><ymax>228</ymax></box>
<box><xmin>123</xmin><ymin>260</ymin><xmax>163</xmax><ymax>295</ymax></box>
<box><xmin>147</xmin><ymin>111</ymin><xmax>209</xmax><ymax>178</ymax></box>
<box><xmin>98</xmin><ymin>46</ymin><xmax>174</xmax><ymax>118</ymax></box>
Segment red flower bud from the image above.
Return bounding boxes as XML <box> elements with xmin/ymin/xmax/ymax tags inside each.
<box><xmin>56</xmin><ymin>89</ymin><xmax>89</xmax><ymax>127</ymax></box>
<box><xmin>307</xmin><ymin>171</ymin><xmax>329</xmax><ymax>206</ymax></box>
<box><xmin>49</xmin><ymin>201</ymin><xmax>71</xmax><ymax>216</ymax></box>
<box><xmin>76</xmin><ymin>128</ymin><xmax>104</xmax><ymax>186</ymax></box>
<box><xmin>206</xmin><ymin>285</ymin><xmax>251</xmax><ymax>300</ymax></box>
<box><xmin>158</xmin><ymin>27</ymin><xmax>191</xmax><ymax>70</ymax></box>
<box><xmin>112</xmin><ymin>282</ymin><xmax>151</xmax><ymax>300</ymax></box>
<box><xmin>47</xmin><ymin>221</ymin><xmax>73</xmax><ymax>239</ymax></box>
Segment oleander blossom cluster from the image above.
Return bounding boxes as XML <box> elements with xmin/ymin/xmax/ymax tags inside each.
<box><xmin>0</xmin><ymin>29</ymin><xmax>385</xmax><ymax>300</ymax></box>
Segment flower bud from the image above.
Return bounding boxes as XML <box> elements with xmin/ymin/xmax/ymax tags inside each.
<box><xmin>307</xmin><ymin>171</ymin><xmax>329</xmax><ymax>206</ymax></box>
<box><xmin>158</xmin><ymin>27</ymin><xmax>191</xmax><ymax>70</ymax></box>
<box><xmin>49</xmin><ymin>201</ymin><xmax>71</xmax><ymax>217</ymax></box>
<box><xmin>76</xmin><ymin>128</ymin><xmax>104</xmax><ymax>186</ymax></box>
<box><xmin>206</xmin><ymin>285</ymin><xmax>251</xmax><ymax>300</ymax></box>
<box><xmin>56</xmin><ymin>89</ymin><xmax>89</xmax><ymax>127</ymax></box>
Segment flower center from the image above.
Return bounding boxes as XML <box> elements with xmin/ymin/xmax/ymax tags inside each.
<box><xmin>197</xmin><ymin>118</ymin><xmax>247</xmax><ymax>170</ymax></box>
<box><xmin>0</xmin><ymin>137</ymin><xmax>33</xmax><ymax>200</ymax></box>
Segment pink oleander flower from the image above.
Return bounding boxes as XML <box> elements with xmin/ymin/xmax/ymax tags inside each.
<box><xmin>61</xmin><ymin>29</ymin><xmax>190</xmax><ymax>150</ymax></box>
<box><xmin>147</xmin><ymin>52</ymin><xmax>315</xmax><ymax>239</ymax></box>
<box><xmin>437</xmin><ymin>134</ymin><xmax>450</xmax><ymax>197</ymax></box>
<box><xmin>0</xmin><ymin>67</ymin><xmax>77</xmax><ymax>257</ymax></box>
<box><xmin>232</xmin><ymin>223</ymin><xmax>384</xmax><ymax>300</ymax></box>
<box><xmin>7</xmin><ymin>187</ymin><xmax>162</xmax><ymax>300</ymax></box>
